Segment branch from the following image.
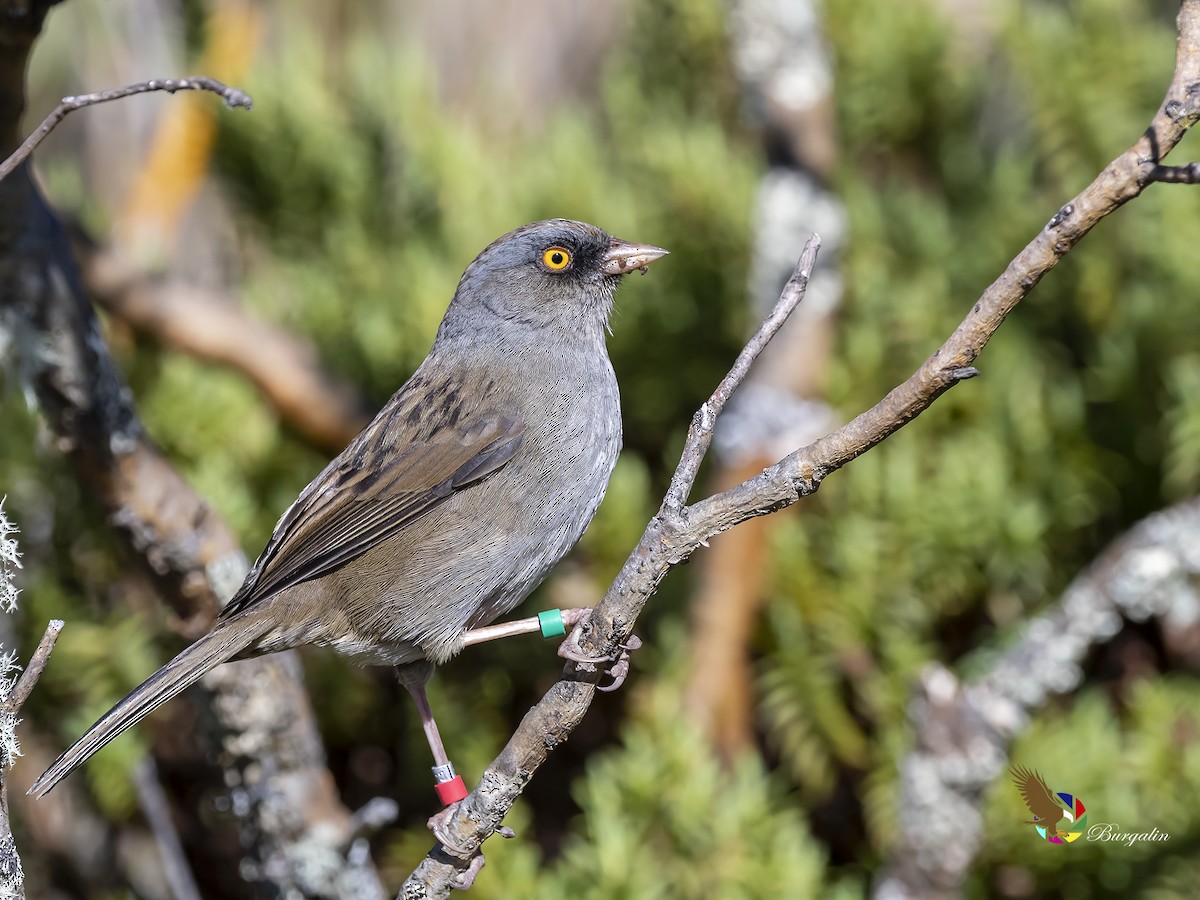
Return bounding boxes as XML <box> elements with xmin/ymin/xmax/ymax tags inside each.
<box><xmin>70</xmin><ymin>227</ymin><xmax>371</xmax><ymax>454</ymax></box>
<box><xmin>7</xmin><ymin>619</ymin><xmax>62</xmax><ymax>713</ymax></box>
<box><xmin>0</xmin><ymin>620</ymin><xmax>65</xmax><ymax>900</ymax></box>
<box><xmin>663</xmin><ymin>236</ymin><xmax>823</xmax><ymax>512</ymax></box>
<box><xmin>403</xmin><ymin>2</ymin><xmax>1200</xmax><ymax>893</ymax></box>
<box><xmin>1147</xmin><ymin>161</ymin><xmax>1200</xmax><ymax>182</ymax></box>
<box><xmin>0</xmin><ymin>76</ymin><xmax>252</xmax><ymax>182</ymax></box>
<box><xmin>874</xmin><ymin>497</ymin><xmax>1200</xmax><ymax>899</ymax></box>
<box><xmin>133</xmin><ymin>759</ymin><xmax>202</xmax><ymax>900</ymax></box>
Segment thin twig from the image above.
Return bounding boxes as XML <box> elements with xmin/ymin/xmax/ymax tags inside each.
<box><xmin>133</xmin><ymin>759</ymin><xmax>203</xmax><ymax>900</ymax></box>
<box><xmin>662</xmin><ymin>236</ymin><xmax>822</xmax><ymax>513</ymax></box>
<box><xmin>0</xmin><ymin>619</ymin><xmax>62</xmax><ymax>900</ymax></box>
<box><xmin>0</xmin><ymin>76</ymin><xmax>252</xmax><ymax>182</ymax></box>
<box><xmin>1148</xmin><ymin>161</ymin><xmax>1200</xmax><ymax>182</ymax></box>
<box><xmin>7</xmin><ymin>619</ymin><xmax>62</xmax><ymax>714</ymax></box>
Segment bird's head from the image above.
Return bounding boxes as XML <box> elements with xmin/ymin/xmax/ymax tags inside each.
<box><xmin>442</xmin><ymin>218</ymin><xmax>668</xmax><ymax>337</ymax></box>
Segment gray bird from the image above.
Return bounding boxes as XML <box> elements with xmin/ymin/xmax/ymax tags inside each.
<box><xmin>31</xmin><ymin>218</ymin><xmax>667</xmax><ymax>801</ymax></box>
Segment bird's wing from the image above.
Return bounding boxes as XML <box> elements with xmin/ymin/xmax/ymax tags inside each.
<box><xmin>1011</xmin><ymin>766</ymin><xmax>1064</xmax><ymax>820</ymax></box>
<box><xmin>220</xmin><ymin>400</ymin><xmax>525</xmax><ymax>619</ymax></box>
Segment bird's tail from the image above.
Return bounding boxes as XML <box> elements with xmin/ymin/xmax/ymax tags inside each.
<box><xmin>29</xmin><ymin>616</ymin><xmax>271</xmax><ymax>798</ymax></box>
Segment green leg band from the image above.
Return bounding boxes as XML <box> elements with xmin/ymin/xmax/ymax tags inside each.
<box><xmin>538</xmin><ymin>608</ymin><xmax>566</xmax><ymax>639</ymax></box>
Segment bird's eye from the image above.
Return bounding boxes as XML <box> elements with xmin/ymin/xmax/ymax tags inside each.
<box><xmin>542</xmin><ymin>246</ymin><xmax>572</xmax><ymax>271</ymax></box>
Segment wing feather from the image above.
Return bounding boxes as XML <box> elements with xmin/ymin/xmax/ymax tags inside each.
<box><xmin>220</xmin><ymin>395</ymin><xmax>525</xmax><ymax>619</ymax></box>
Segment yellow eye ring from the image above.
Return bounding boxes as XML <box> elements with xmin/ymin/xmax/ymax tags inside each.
<box><xmin>542</xmin><ymin>246</ymin><xmax>572</xmax><ymax>270</ymax></box>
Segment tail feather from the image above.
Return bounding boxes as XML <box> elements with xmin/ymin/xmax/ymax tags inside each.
<box><xmin>29</xmin><ymin>618</ymin><xmax>269</xmax><ymax>798</ymax></box>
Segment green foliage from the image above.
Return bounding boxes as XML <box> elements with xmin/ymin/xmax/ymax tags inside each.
<box><xmin>1162</xmin><ymin>355</ymin><xmax>1200</xmax><ymax>497</ymax></box>
<box><xmin>4</xmin><ymin>0</ymin><xmax>1200</xmax><ymax>896</ymax></box>
<box><xmin>541</xmin><ymin>696</ymin><xmax>825</xmax><ymax>899</ymax></box>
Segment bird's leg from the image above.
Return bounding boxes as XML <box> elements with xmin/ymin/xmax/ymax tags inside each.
<box><xmin>397</xmin><ymin>664</ymin><xmax>485</xmax><ymax>888</ymax></box>
<box><xmin>463</xmin><ymin>607</ymin><xmax>637</xmax><ymax>689</ymax></box>
<box><xmin>461</xmin><ymin>607</ymin><xmax>591</xmax><ymax>647</ymax></box>
<box><xmin>556</xmin><ymin>608</ymin><xmax>642</xmax><ymax>692</ymax></box>
<box><xmin>396</xmin><ymin>664</ymin><xmax>520</xmax><ymax>888</ymax></box>
<box><xmin>399</xmin><ymin>668</ymin><xmax>453</xmax><ymax>772</ymax></box>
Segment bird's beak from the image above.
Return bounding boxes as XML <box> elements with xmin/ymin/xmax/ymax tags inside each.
<box><xmin>601</xmin><ymin>239</ymin><xmax>669</xmax><ymax>276</ymax></box>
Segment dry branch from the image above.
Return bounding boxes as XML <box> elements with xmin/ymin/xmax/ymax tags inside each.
<box><xmin>0</xmin><ymin>76</ymin><xmax>251</xmax><ymax>183</ymax></box>
<box><xmin>7</xmin><ymin>620</ymin><xmax>62</xmax><ymax>714</ymax></box>
<box><xmin>664</xmin><ymin>238</ymin><xmax>824</xmax><ymax>513</ymax></box>
<box><xmin>0</xmin><ymin>620</ymin><xmax>64</xmax><ymax>900</ymax></box>
<box><xmin>1148</xmin><ymin>161</ymin><xmax>1200</xmax><ymax>182</ymax></box>
<box><xmin>403</xmin><ymin>3</ymin><xmax>1200</xmax><ymax>894</ymax></box>
<box><xmin>71</xmin><ymin>229</ymin><xmax>371</xmax><ymax>454</ymax></box>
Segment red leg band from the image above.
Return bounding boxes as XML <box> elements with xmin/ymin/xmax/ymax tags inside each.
<box><xmin>435</xmin><ymin>775</ymin><xmax>468</xmax><ymax>805</ymax></box>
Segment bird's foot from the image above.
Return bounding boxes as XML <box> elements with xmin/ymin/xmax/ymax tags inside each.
<box><xmin>427</xmin><ymin>805</ymin><xmax>516</xmax><ymax>890</ymax></box>
<box><xmin>428</xmin><ymin>804</ymin><xmax>484</xmax><ymax>889</ymax></box>
<box><xmin>595</xmin><ymin>635</ymin><xmax>642</xmax><ymax>692</ymax></box>
<box><xmin>557</xmin><ymin>611</ymin><xmax>642</xmax><ymax>691</ymax></box>
<box><xmin>452</xmin><ymin>854</ymin><xmax>485</xmax><ymax>891</ymax></box>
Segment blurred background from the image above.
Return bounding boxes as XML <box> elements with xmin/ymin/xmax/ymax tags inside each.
<box><xmin>3</xmin><ymin>0</ymin><xmax>1200</xmax><ymax>897</ymax></box>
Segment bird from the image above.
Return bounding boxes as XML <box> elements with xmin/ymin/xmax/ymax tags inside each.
<box><xmin>1011</xmin><ymin>765</ymin><xmax>1070</xmax><ymax>837</ymax></box>
<box><xmin>30</xmin><ymin>218</ymin><xmax>668</xmax><ymax>803</ymax></box>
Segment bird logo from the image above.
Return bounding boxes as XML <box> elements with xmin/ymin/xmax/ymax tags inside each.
<box><xmin>1011</xmin><ymin>765</ymin><xmax>1088</xmax><ymax>844</ymax></box>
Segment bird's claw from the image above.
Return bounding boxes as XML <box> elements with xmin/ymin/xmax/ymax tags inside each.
<box><xmin>428</xmin><ymin>804</ymin><xmax>486</xmax><ymax>889</ymax></box>
<box><xmin>428</xmin><ymin>804</ymin><xmax>473</xmax><ymax>858</ymax></box>
<box><xmin>428</xmin><ymin>804</ymin><xmax>516</xmax><ymax>889</ymax></box>
<box><xmin>451</xmin><ymin>854</ymin><xmax>486</xmax><ymax>891</ymax></box>
<box><xmin>598</xmin><ymin>635</ymin><xmax>642</xmax><ymax>692</ymax></box>
<box><xmin>558</xmin><ymin>613</ymin><xmax>641</xmax><ymax>691</ymax></box>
